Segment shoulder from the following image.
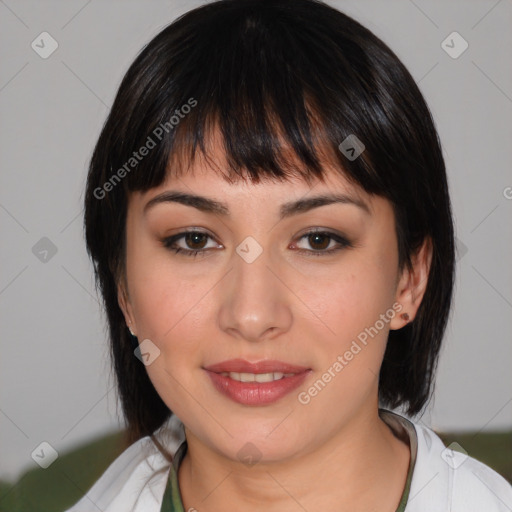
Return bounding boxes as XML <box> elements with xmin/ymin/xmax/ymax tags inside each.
<box><xmin>406</xmin><ymin>419</ymin><xmax>512</xmax><ymax>511</ymax></box>
<box><xmin>64</xmin><ymin>416</ymin><xmax>185</xmax><ymax>512</ymax></box>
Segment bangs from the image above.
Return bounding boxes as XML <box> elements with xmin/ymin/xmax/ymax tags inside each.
<box><xmin>161</xmin><ymin>99</ymin><xmax>344</xmax><ymax>187</ymax></box>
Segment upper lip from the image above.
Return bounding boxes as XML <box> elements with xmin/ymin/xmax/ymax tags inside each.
<box><xmin>204</xmin><ymin>359</ymin><xmax>310</xmax><ymax>374</ymax></box>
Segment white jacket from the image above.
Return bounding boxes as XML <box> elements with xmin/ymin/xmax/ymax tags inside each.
<box><xmin>64</xmin><ymin>412</ymin><xmax>512</xmax><ymax>511</ymax></box>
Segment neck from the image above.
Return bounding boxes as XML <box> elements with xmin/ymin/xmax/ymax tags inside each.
<box><xmin>177</xmin><ymin>407</ymin><xmax>410</xmax><ymax>512</ymax></box>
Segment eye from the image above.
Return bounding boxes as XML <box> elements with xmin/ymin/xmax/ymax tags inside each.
<box><xmin>293</xmin><ymin>230</ymin><xmax>353</xmax><ymax>256</ymax></box>
<box><xmin>162</xmin><ymin>230</ymin><xmax>221</xmax><ymax>257</ymax></box>
<box><xmin>162</xmin><ymin>228</ymin><xmax>353</xmax><ymax>258</ymax></box>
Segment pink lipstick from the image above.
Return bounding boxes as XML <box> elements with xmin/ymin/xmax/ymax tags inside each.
<box><xmin>203</xmin><ymin>359</ymin><xmax>311</xmax><ymax>406</ymax></box>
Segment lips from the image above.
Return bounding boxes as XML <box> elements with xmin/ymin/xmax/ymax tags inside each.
<box><xmin>203</xmin><ymin>359</ymin><xmax>312</xmax><ymax>406</ymax></box>
<box><xmin>203</xmin><ymin>358</ymin><xmax>310</xmax><ymax>374</ymax></box>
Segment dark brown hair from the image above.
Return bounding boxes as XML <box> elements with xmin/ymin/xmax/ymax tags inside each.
<box><xmin>84</xmin><ymin>0</ymin><xmax>455</xmax><ymax>444</ymax></box>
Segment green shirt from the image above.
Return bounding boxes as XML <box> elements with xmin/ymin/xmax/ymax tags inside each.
<box><xmin>160</xmin><ymin>409</ymin><xmax>418</xmax><ymax>512</ymax></box>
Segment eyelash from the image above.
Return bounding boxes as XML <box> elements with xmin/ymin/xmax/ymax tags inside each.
<box><xmin>161</xmin><ymin>229</ymin><xmax>353</xmax><ymax>258</ymax></box>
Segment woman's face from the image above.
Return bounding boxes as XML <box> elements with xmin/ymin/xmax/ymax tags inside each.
<box><xmin>119</xmin><ymin>143</ymin><xmax>417</xmax><ymax>464</ymax></box>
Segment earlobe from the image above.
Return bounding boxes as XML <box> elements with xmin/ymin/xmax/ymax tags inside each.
<box><xmin>390</xmin><ymin>237</ymin><xmax>432</xmax><ymax>330</ymax></box>
<box><xmin>117</xmin><ymin>281</ymin><xmax>137</xmax><ymax>336</ymax></box>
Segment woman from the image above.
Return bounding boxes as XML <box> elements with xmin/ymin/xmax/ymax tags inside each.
<box><xmin>66</xmin><ymin>0</ymin><xmax>512</xmax><ymax>510</ymax></box>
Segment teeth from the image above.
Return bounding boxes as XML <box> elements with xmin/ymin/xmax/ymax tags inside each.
<box><xmin>219</xmin><ymin>371</ymin><xmax>295</xmax><ymax>382</ymax></box>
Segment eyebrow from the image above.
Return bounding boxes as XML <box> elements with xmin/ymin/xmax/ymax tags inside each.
<box><xmin>143</xmin><ymin>190</ymin><xmax>371</xmax><ymax>218</ymax></box>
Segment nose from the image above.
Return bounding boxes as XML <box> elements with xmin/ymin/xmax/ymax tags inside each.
<box><xmin>217</xmin><ymin>241</ymin><xmax>293</xmax><ymax>343</ymax></box>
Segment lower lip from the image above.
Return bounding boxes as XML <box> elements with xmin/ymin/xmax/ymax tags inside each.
<box><xmin>205</xmin><ymin>370</ymin><xmax>311</xmax><ymax>406</ymax></box>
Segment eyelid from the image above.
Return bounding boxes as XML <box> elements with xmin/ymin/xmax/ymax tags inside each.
<box><xmin>162</xmin><ymin>228</ymin><xmax>222</xmax><ymax>250</ymax></box>
<box><xmin>292</xmin><ymin>229</ymin><xmax>353</xmax><ymax>255</ymax></box>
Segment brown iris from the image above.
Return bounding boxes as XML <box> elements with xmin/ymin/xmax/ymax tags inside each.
<box><xmin>184</xmin><ymin>232</ymin><xmax>208</xmax><ymax>250</ymax></box>
<box><xmin>306</xmin><ymin>233</ymin><xmax>331</xmax><ymax>251</ymax></box>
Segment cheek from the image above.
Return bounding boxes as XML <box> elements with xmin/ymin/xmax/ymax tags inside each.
<box><xmin>125</xmin><ymin>231</ymin><xmax>198</xmax><ymax>332</ymax></box>
<box><xmin>130</xmin><ymin>267</ymin><xmax>209</xmax><ymax>342</ymax></box>
<box><xmin>126</xmin><ymin>245</ymin><xmax>220</xmax><ymax>380</ymax></box>
<box><xmin>127</xmin><ymin>264</ymin><xmax>213</xmax><ymax>411</ymax></box>
<box><xmin>313</xmin><ymin>259</ymin><xmax>396</xmax><ymax>339</ymax></box>
<box><xmin>303</xmin><ymin>252</ymin><xmax>399</xmax><ymax>393</ymax></box>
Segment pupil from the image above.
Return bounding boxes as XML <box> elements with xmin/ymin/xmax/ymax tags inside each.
<box><xmin>186</xmin><ymin>233</ymin><xmax>206</xmax><ymax>249</ymax></box>
<box><xmin>309</xmin><ymin>234</ymin><xmax>329</xmax><ymax>250</ymax></box>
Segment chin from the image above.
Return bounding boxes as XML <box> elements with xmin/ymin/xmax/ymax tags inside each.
<box><xmin>203</xmin><ymin>418</ymin><xmax>307</xmax><ymax>464</ymax></box>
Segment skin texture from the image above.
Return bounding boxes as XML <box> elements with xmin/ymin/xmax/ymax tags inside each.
<box><xmin>118</xmin><ymin>138</ymin><xmax>432</xmax><ymax>511</ymax></box>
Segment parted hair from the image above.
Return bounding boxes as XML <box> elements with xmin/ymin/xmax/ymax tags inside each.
<box><xmin>84</xmin><ymin>0</ymin><xmax>455</xmax><ymax>444</ymax></box>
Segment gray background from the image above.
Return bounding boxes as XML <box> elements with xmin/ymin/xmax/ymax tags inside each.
<box><xmin>1</xmin><ymin>0</ymin><xmax>511</xmax><ymax>481</ymax></box>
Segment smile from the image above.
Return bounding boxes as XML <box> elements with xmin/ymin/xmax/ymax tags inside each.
<box><xmin>219</xmin><ymin>371</ymin><xmax>296</xmax><ymax>382</ymax></box>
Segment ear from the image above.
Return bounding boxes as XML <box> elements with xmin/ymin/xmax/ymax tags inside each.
<box><xmin>117</xmin><ymin>279</ymin><xmax>137</xmax><ymax>336</ymax></box>
<box><xmin>390</xmin><ymin>237</ymin><xmax>432</xmax><ymax>330</ymax></box>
